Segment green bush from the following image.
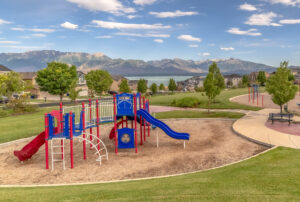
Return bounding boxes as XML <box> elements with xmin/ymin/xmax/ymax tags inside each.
<box><xmin>195</xmin><ymin>86</ymin><xmax>205</xmax><ymax>92</ymax></box>
<box><xmin>0</xmin><ymin>108</ymin><xmax>10</xmax><ymax>118</ymax></box>
<box><xmin>171</xmin><ymin>97</ymin><xmax>201</xmax><ymax>108</ymax></box>
<box><xmin>7</xmin><ymin>97</ymin><xmax>38</xmax><ymax>114</ymax></box>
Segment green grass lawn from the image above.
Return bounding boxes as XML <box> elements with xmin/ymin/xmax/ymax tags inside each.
<box><xmin>0</xmin><ymin>107</ymin><xmax>58</xmax><ymax>143</ymax></box>
<box><xmin>150</xmin><ymin>88</ymin><xmax>262</xmax><ymax>111</ymax></box>
<box><xmin>1</xmin><ymin>147</ymin><xmax>300</xmax><ymax>201</ymax></box>
<box><xmin>155</xmin><ymin>110</ymin><xmax>245</xmax><ymax>119</ymax></box>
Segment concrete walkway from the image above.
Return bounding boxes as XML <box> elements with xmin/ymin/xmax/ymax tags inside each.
<box><xmin>233</xmin><ymin>108</ymin><xmax>300</xmax><ymax>149</ymax></box>
<box><xmin>150</xmin><ymin>105</ymin><xmax>251</xmax><ymax>114</ymax></box>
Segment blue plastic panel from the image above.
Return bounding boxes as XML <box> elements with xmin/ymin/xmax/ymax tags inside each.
<box><xmin>116</xmin><ymin>93</ymin><xmax>134</xmax><ymax>116</ymax></box>
<box><xmin>117</xmin><ymin>128</ymin><xmax>135</xmax><ymax>149</ymax></box>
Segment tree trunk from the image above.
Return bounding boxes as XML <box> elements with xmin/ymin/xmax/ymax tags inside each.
<box><xmin>208</xmin><ymin>98</ymin><xmax>210</xmax><ymax>114</ymax></box>
<box><xmin>280</xmin><ymin>105</ymin><xmax>282</xmax><ymax>114</ymax></box>
<box><xmin>60</xmin><ymin>94</ymin><xmax>63</xmax><ymax>102</ymax></box>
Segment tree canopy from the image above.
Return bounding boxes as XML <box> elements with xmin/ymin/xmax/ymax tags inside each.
<box><xmin>168</xmin><ymin>78</ymin><xmax>177</xmax><ymax>92</ymax></box>
<box><xmin>119</xmin><ymin>79</ymin><xmax>131</xmax><ymax>93</ymax></box>
<box><xmin>242</xmin><ymin>75</ymin><xmax>249</xmax><ymax>87</ymax></box>
<box><xmin>150</xmin><ymin>83</ymin><xmax>158</xmax><ymax>94</ymax></box>
<box><xmin>36</xmin><ymin>62</ymin><xmax>78</xmax><ymax>101</ymax></box>
<box><xmin>266</xmin><ymin>61</ymin><xmax>298</xmax><ymax>113</ymax></box>
<box><xmin>257</xmin><ymin>71</ymin><xmax>267</xmax><ymax>86</ymax></box>
<box><xmin>0</xmin><ymin>72</ymin><xmax>24</xmax><ymax>99</ymax></box>
<box><xmin>159</xmin><ymin>83</ymin><xmax>165</xmax><ymax>91</ymax></box>
<box><xmin>137</xmin><ymin>79</ymin><xmax>147</xmax><ymax>94</ymax></box>
<box><xmin>69</xmin><ymin>81</ymin><xmax>82</xmax><ymax>102</ymax></box>
<box><xmin>85</xmin><ymin>70</ymin><xmax>113</xmax><ymax>96</ymax></box>
<box><xmin>203</xmin><ymin>62</ymin><xmax>225</xmax><ymax>113</ymax></box>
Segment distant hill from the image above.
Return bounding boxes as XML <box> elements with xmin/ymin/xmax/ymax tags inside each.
<box><xmin>0</xmin><ymin>50</ymin><xmax>276</xmax><ymax>76</ymax></box>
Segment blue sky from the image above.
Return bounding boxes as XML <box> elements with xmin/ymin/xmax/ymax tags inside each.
<box><xmin>0</xmin><ymin>0</ymin><xmax>300</xmax><ymax>66</ymax></box>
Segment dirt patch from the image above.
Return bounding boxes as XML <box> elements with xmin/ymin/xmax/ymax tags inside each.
<box><xmin>0</xmin><ymin>119</ymin><xmax>267</xmax><ymax>185</ymax></box>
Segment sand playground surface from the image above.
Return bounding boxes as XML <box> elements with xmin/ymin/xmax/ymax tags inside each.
<box><xmin>0</xmin><ymin>119</ymin><xmax>267</xmax><ymax>185</ymax></box>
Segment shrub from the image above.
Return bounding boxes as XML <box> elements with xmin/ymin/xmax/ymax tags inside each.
<box><xmin>195</xmin><ymin>86</ymin><xmax>205</xmax><ymax>92</ymax></box>
<box><xmin>171</xmin><ymin>97</ymin><xmax>201</xmax><ymax>108</ymax></box>
<box><xmin>7</xmin><ymin>96</ymin><xmax>38</xmax><ymax>114</ymax></box>
<box><xmin>0</xmin><ymin>108</ymin><xmax>10</xmax><ymax>118</ymax></box>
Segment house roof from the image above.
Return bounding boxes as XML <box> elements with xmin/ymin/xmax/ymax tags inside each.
<box><xmin>19</xmin><ymin>72</ymin><xmax>37</xmax><ymax>80</ymax></box>
<box><xmin>112</xmin><ymin>75</ymin><xmax>126</xmax><ymax>81</ymax></box>
<box><xmin>0</xmin><ymin>64</ymin><xmax>11</xmax><ymax>72</ymax></box>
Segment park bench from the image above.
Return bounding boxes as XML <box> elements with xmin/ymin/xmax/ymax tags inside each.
<box><xmin>268</xmin><ymin>113</ymin><xmax>293</xmax><ymax>126</ymax></box>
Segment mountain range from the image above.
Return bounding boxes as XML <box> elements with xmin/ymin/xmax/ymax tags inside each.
<box><xmin>0</xmin><ymin>50</ymin><xmax>276</xmax><ymax>76</ymax></box>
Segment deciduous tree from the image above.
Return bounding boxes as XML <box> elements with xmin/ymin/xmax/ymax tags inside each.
<box><xmin>119</xmin><ymin>79</ymin><xmax>131</xmax><ymax>93</ymax></box>
<box><xmin>36</xmin><ymin>62</ymin><xmax>78</xmax><ymax>101</ymax></box>
<box><xmin>137</xmin><ymin>79</ymin><xmax>147</xmax><ymax>94</ymax></box>
<box><xmin>85</xmin><ymin>70</ymin><xmax>113</xmax><ymax>96</ymax></box>
<box><xmin>266</xmin><ymin>61</ymin><xmax>297</xmax><ymax>113</ymax></box>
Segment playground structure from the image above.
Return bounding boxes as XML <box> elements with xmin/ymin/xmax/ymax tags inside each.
<box><xmin>248</xmin><ymin>84</ymin><xmax>264</xmax><ymax>107</ymax></box>
<box><xmin>14</xmin><ymin>93</ymin><xmax>190</xmax><ymax>170</ymax></box>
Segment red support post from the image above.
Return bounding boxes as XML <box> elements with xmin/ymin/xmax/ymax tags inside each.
<box><xmin>139</xmin><ymin>95</ymin><xmax>143</xmax><ymax>145</ymax></box>
<box><xmin>59</xmin><ymin>103</ymin><xmax>64</xmax><ymax>160</ymax></box>
<box><xmin>96</xmin><ymin>99</ymin><xmax>100</xmax><ymax>151</ymax></box>
<box><xmin>262</xmin><ymin>95</ymin><xmax>264</xmax><ymax>107</ymax></box>
<box><xmin>89</xmin><ymin>99</ymin><xmax>93</xmax><ymax>149</ymax></box>
<box><xmin>143</xmin><ymin>97</ymin><xmax>146</xmax><ymax>142</ymax></box>
<box><xmin>126</xmin><ymin>116</ymin><xmax>128</xmax><ymax>128</ymax></box>
<box><xmin>82</xmin><ymin>103</ymin><xmax>87</xmax><ymax>160</ymax></box>
<box><xmin>252</xmin><ymin>87</ymin><xmax>254</xmax><ymax>104</ymax></box>
<box><xmin>147</xmin><ymin>100</ymin><xmax>150</xmax><ymax>137</ymax></box>
<box><xmin>134</xmin><ymin>94</ymin><xmax>138</xmax><ymax>153</ymax></box>
<box><xmin>70</xmin><ymin>111</ymin><xmax>74</xmax><ymax>169</ymax></box>
<box><xmin>122</xmin><ymin>117</ymin><xmax>124</xmax><ymax>128</ymax></box>
<box><xmin>44</xmin><ymin>114</ymin><xmax>49</xmax><ymax>170</ymax></box>
<box><xmin>113</xmin><ymin>94</ymin><xmax>118</xmax><ymax>154</ymax></box>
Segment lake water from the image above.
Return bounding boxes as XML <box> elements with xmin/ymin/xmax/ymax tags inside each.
<box><xmin>125</xmin><ymin>76</ymin><xmax>193</xmax><ymax>86</ymax></box>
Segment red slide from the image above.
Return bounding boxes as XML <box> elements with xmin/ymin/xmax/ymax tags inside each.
<box><xmin>14</xmin><ymin>127</ymin><xmax>58</xmax><ymax>161</ymax></box>
<box><xmin>109</xmin><ymin>120</ymin><xmax>127</xmax><ymax>139</ymax></box>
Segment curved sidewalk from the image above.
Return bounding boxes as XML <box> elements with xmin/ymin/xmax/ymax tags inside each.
<box><xmin>233</xmin><ymin>108</ymin><xmax>300</xmax><ymax>149</ymax></box>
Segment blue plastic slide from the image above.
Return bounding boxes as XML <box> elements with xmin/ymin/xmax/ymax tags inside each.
<box><xmin>137</xmin><ymin>109</ymin><xmax>190</xmax><ymax>140</ymax></box>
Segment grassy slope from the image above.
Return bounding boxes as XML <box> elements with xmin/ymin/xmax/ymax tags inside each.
<box><xmin>1</xmin><ymin>147</ymin><xmax>300</xmax><ymax>201</ymax></box>
<box><xmin>0</xmin><ymin>107</ymin><xmax>57</xmax><ymax>143</ymax></box>
<box><xmin>156</xmin><ymin>110</ymin><xmax>245</xmax><ymax>119</ymax></box>
<box><xmin>150</xmin><ymin>88</ymin><xmax>261</xmax><ymax>111</ymax></box>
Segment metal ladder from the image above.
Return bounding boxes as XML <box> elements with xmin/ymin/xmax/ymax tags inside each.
<box><xmin>50</xmin><ymin>138</ymin><xmax>65</xmax><ymax>170</ymax></box>
<box><xmin>77</xmin><ymin>133</ymin><xmax>108</xmax><ymax>165</ymax></box>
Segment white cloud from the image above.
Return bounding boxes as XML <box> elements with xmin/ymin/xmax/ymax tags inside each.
<box><xmin>21</xmin><ymin>34</ymin><xmax>47</xmax><ymax>38</ymax></box>
<box><xmin>220</xmin><ymin>47</ymin><xmax>235</xmax><ymax>51</ymax></box>
<box><xmin>134</xmin><ymin>0</ymin><xmax>156</xmax><ymax>6</ymax></box>
<box><xmin>11</xmin><ymin>27</ymin><xmax>55</xmax><ymax>32</ymax></box>
<box><xmin>239</xmin><ymin>3</ymin><xmax>257</xmax><ymax>11</ymax></box>
<box><xmin>115</xmin><ymin>32</ymin><xmax>170</xmax><ymax>38</ymax></box>
<box><xmin>66</xmin><ymin>0</ymin><xmax>135</xmax><ymax>15</ymax></box>
<box><xmin>178</xmin><ymin>35</ymin><xmax>201</xmax><ymax>42</ymax></box>
<box><xmin>280</xmin><ymin>19</ymin><xmax>300</xmax><ymax>24</ymax></box>
<box><xmin>149</xmin><ymin>10</ymin><xmax>198</xmax><ymax>18</ymax></box>
<box><xmin>127</xmin><ymin>15</ymin><xmax>137</xmax><ymax>19</ymax></box>
<box><xmin>245</xmin><ymin>12</ymin><xmax>281</xmax><ymax>26</ymax></box>
<box><xmin>0</xmin><ymin>40</ymin><xmax>20</xmax><ymax>44</ymax></box>
<box><xmin>0</xmin><ymin>18</ymin><xmax>11</xmax><ymax>25</ymax></box>
<box><xmin>189</xmin><ymin>44</ymin><xmax>199</xmax><ymax>48</ymax></box>
<box><xmin>202</xmin><ymin>52</ymin><xmax>211</xmax><ymax>56</ymax></box>
<box><xmin>0</xmin><ymin>45</ymin><xmax>42</xmax><ymax>50</ymax></box>
<box><xmin>154</xmin><ymin>39</ymin><xmax>163</xmax><ymax>43</ymax></box>
<box><xmin>96</xmin><ymin>35</ymin><xmax>113</xmax><ymax>38</ymax></box>
<box><xmin>61</xmin><ymin>22</ymin><xmax>78</xmax><ymax>30</ymax></box>
<box><xmin>227</xmin><ymin>27</ymin><xmax>262</xmax><ymax>36</ymax></box>
<box><xmin>266</xmin><ymin>0</ymin><xmax>300</xmax><ymax>7</ymax></box>
<box><xmin>11</xmin><ymin>27</ymin><xmax>25</xmax><ymax>31</ymax></box>
<box><xmin>92</xmin><ymin>20</ymin><xmax>171</xmax><ymax>29</ymax></box>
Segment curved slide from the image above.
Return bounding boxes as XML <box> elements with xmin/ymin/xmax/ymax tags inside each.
<box><xmin>14</xmin><ymin>127</ymin><xmax>58</xmax><ymax>161</ymax></box>
<box><xmin>137</xmin><ymin>109</ymin><xmax>190</xmax><ymax>140</ymax></box>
